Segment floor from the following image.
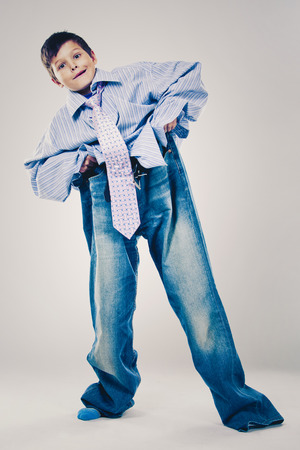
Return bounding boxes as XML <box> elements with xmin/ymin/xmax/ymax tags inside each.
<box><xmin>1</xmin><ymin>367</ymin><xmax>298</xmax><ymax>450</ymax></box>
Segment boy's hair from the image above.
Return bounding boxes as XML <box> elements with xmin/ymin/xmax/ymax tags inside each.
<box><xmin>41</xmin><ymin>31</ymin><xmax>93</xmax><ymax>80</ymax></box>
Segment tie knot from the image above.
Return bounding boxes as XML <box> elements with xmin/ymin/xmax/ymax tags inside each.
<box><xmin>85</xmin><ymin>92</ymin><xmax>99</xmax><ymax>109</ymax></box>
<box><xmin>85</xmin><ymin>82</ymin><xmax>105</xmax><ymax>109</ymax></box>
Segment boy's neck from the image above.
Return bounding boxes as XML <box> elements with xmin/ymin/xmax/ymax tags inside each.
<box><xmin>83</xmin><ymin>91</ymin><xmax>93</xmax><ymax>99</ymax></box>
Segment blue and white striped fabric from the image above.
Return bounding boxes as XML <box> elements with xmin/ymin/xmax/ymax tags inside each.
<box><xmin>24</xmin><ymin>61</ymin><xmax>208</xmax><ymax>202</ymax></box>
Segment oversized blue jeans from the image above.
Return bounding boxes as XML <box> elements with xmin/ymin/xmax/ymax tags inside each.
<box><xmin>78</xmin><ymin>134</ymin><xmax>284</xmax><ymax>431</ymax></box>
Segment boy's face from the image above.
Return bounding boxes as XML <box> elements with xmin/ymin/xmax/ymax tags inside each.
<box><xmin>51</xmin><ymin>40</ymin><xmax>97</xmax><ymax>95</ymax></box>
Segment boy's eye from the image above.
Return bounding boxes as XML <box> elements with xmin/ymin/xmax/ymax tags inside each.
<box><xmin>58</xmin><ymin>63</ymin><xmax>65</xmax><ymax>70</ymax></box>
<box><xmin>74</xmin><ymin>53</ymin><xmax>81</xmax><ymax>59</ymax></box>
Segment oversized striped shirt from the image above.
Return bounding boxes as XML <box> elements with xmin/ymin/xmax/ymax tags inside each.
<box><xmin>24</xmin><ymin>61</ymin><xmax>208</xmax><ymax>202</ymax></box>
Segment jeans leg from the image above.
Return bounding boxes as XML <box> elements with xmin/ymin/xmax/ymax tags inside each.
<box><xmin>79</xmin><ymin>170</ymin><xmax>141</xmax><ymax>418</ymax></box>
<box><xmin>142</xmin><ymin>136</ymin><xmax>284</xmax><ymax>431</ymax></box>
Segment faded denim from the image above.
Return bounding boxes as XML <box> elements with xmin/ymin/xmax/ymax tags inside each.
<box><xmin>79</xmin><ymin>134</ymin><xmax>284</xmax><ymax>431</ymax></box>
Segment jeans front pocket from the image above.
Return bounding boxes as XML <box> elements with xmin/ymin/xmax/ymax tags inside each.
<box><xmin>87</xmin><ymin>164</ymin><xmax>106</xmax><ymax>185</ymax></box>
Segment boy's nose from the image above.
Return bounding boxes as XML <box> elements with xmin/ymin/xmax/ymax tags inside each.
<box><xmin>71</xmin><ymin>64</ymin><xmax>78</xmax><ymax>71</ymax></box>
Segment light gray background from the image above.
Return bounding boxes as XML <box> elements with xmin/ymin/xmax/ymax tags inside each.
<box><xmin>0</xmin><ymin>1</ymin><xmax>299</xmax><ymax>449</ymax></box>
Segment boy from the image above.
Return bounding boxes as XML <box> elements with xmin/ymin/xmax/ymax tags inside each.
<box><xmin>24</xmin><ymin>31</ymin><xmax>284</xmax><ymax>431</ymax></box>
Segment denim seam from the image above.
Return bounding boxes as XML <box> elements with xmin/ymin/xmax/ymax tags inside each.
<box><xmin>169</xmin><ymin>151</ymin><xmax>188</xmax><ymax>190</ymax></box>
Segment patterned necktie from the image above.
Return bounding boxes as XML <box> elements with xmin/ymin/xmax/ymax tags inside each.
<box><xmin>86</xmin><ymin>83</ymin><xmax>140</xmax><ymax>239</ymax></box>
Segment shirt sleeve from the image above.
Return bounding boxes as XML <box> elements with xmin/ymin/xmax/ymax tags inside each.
<box><xmin>24</xmin><ymin>129</ymin><xmax>87</xmax><ymax>202</ymax></box>
<box><xmin>149</xmin><ymin>61</ymin><xmax>208</xmax><ymax>146</ymax></box>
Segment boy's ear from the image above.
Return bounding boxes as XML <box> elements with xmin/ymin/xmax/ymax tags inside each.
<box><xmin>91</xmin><ymin>50</ymin><xmax>97</xmax><ymax>65</ymax></box>
<box><xmin>51</xmin><ymin>78</ymin><xmax>64</xmax><ymax>88</ymax></box>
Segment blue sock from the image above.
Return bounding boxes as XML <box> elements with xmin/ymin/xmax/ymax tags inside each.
<box><xmin>77</xmin><ymin>407</ymin><xmax>101</xmax><ymax>421</ymax></box>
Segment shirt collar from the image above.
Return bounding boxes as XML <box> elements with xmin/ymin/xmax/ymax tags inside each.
<box><xmin>66</xmin><ymin>67</ymin><xmax>121</xmax><ymax>117</ymax></box>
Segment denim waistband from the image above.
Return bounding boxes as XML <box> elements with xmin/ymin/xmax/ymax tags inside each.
<box><xmin>74</xmin><ymin>138</ymin><xmax>169</xmax><ymax>189</ymax></box>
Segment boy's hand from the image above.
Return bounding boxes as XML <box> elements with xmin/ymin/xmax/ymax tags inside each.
<box><xmin>80</xmin><ymin>155</ymin><xmax>98</xmax><ymax>176</ymax></box>
<box><xmin>164</xmin><ymin>118</ymin><xmax>177</xmax><ymax>133</ymax></box>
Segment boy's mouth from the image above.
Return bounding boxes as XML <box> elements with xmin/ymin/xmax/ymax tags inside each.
<box><xmin>73</xmin><ymin>69</ymin><xmax>87</xmax><ymax>79</ymax></box>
